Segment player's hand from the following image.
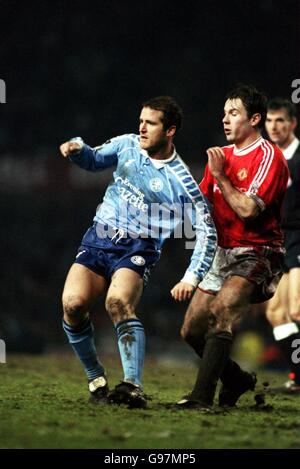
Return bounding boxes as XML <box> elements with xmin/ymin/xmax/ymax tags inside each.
<box><xmin>290</xmin><ymin>311</ymin><xmax>300</xmax><ymax>322</ymax></box>
<box><xmin>170</xmin><ymin>282</ymin><xmax>195</xmax><ymax>302</ymax></box>
<box><xmin>60</xmin><ymin>141</ymin><xmax>82</xmax><ymax>158</ymax></box>
<box><xmin>207</xmin><ymin>146</ymin><xmax>225</xmax><ymax>178</ymax></box>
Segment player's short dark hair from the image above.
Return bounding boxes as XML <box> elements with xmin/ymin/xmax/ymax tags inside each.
<box><xmin>267</xmin><ymin>97</ymin><xmax>297</xmax><ymax>120</ymax></box>
<box><xmin>142</xmin><ymin>96</ymin><xmax>183</xmax><ymax>134</ymax></box>
<box><xmin>225</xmin><ymin>83</ymin><xmax>267</xmax><ymax>129</ymax></box>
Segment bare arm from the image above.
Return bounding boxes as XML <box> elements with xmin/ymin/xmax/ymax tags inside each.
<box><xmin>207</xmin><ymin>147</ymin><xmax>260</xmax><ymax>220</ymax></box>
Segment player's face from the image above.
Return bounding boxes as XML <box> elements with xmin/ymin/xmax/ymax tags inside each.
<box><xmin>223</xmin><ymin>99</ymin><xmax>255</xmax><ymax>145</ymax></box>
<box><xmin>139</xmin><ymin>107</ymin><xmax>168</xmax><ymax>153</ymax></box>
<box><xmin>265</xmin><ymin>109</ymin><xmax>296</xmax><ymax>147</ymax></box>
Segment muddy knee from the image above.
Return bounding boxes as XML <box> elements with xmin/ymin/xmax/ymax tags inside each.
<box><xmin>63</xmin><ymin>296</ymin><xmax>88</xmax><ymax>325</ymax></box>
<box><xmin>207</xmin><ymin>307</ymin><xmax>233</xmax><ymax>334</ymax></box>
<box><xmin>105</xmin><ymin>296</ymin><xmax>135</xmax><ymax>324</ymax></box>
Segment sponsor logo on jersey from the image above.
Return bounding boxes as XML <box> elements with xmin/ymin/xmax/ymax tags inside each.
<box><xmin>115</xmin><ymin>176</ymin><xmax>148</xmax><ymax>212</ymax></box>
<box><xmin>237</xmin><ymin>168</ymin><xmax>248</xmax><ymax>181</ymax></box>
<box><xmin>130</xmin><ymin>255</ymin><xmax>146</xmax><ymax>266</ymax></box>
<box><xmin>213</xmin><ymin>183</ymin><xmax>222</xmax><ymax>193</ymax></box>
<box><xmin>149</xmin><ymin>178</ymin><xmax>164</xmax><ymax>192</ymax></box>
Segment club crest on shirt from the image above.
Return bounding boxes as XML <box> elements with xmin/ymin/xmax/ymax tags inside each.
<box><xmin>204</xmin><ymin>214</ymin><xmax>213</xmax><ymax>225</ymax></box>
<box><xmin>131</xmin><ymin>255</ymin><xmax>146</xmax><ymax>266</ymax></box>
<box><xmin>149</xmin><ymin>178</ymin><xmax>164</xmax><ymax>192</ymax></box>
<box><xmin>237</xmin><ymin>168</ymin><xmax>248</xmax><ymax>181</ymax></box>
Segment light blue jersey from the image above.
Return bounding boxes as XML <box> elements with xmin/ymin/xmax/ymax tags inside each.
<box><xmin>69</xmin><ymin>134</ymin><xmax>217</xmax><ymax>286</ymax></box>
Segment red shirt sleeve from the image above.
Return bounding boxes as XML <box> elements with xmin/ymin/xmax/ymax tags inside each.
<box><xmin>246</xmin><ymin>141</ymin><xmax>289</xmax><ymax>210</ymax></box>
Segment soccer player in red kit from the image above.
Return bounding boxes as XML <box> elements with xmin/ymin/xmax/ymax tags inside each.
<box><xmin>173</xmin><ymin>84</ymin><xmax>289</xmax><ymax>409</ymax></box>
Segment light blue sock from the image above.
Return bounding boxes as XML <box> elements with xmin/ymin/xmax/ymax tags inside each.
<box><xmin>63</xmin><ymin>319</ymin><xmax>105</xmax><ymax>381</ymax></box>
<box><xmin>116</xmin><ymin>318</ymin><xmax>145</xmax><ymax>388</ymax></box>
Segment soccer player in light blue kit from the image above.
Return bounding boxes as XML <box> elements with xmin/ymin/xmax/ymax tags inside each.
<box><xmin>60</xmin><ymin>96</ymin><xmax>217</xmax><ymax>408</ymax></box>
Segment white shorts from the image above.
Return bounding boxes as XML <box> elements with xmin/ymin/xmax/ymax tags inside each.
<box><xmin>198</xmin><ymin>246</ymin><xmax>284</xmax><ymax>303</ymax></box>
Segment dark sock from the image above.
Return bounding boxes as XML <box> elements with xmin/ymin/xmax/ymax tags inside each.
<box><xmin>220</xmin><ymin>358</ymin><xmax>245</xmax><ymax>388</ymax></box>
<box><xmin>191</xmin><ymin>331</ymin><xmax>233</xmax><ymax>405</ymax></box>
<box><xmin>185</xmin><ymin>331</ymin><xmax>243</xmax><ymax>389</ymax></box>
<box><xmin>185</xmin><ymin>335</ymin><xmax>206</xmax><ymax>358</ymax></box>
<box><xmin>277</xmin><ymin>332</ymin><xmax>300</xmax><ymax>384</ymax></box>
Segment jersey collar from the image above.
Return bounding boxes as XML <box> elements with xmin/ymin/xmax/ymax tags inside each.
<box><xmin>140</xmin><ymin>146</ymin><xmax>177</xmax><ymax>169</ymax></box>
<box><xmin>233</xmin><ymin>136</ymin><xmax>263</xmax><ymax>156</ymax></box>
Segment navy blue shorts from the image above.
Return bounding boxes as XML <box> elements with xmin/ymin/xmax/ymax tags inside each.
<box><xmin>74</xmin><ymin>223</ymin><xmax>161</xmax><ymax>283</ymax></box>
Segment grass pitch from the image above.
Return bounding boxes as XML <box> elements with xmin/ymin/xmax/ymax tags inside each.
<box><xmin>1</xmin><ymin>353</ymin><xmax>300</xmax><ymax>449</ymax></box>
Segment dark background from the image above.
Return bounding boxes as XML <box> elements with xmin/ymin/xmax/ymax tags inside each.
<box><xmin>0</xmin><ymin>0</ymin><xmax>299</xmax><ymax>358</ymax></box>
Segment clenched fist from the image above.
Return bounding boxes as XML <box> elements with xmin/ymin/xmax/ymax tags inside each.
<box><xmin>60</xmin><ymin>141</ymin><xmax>82</xmax><ymax>158</ymax></box>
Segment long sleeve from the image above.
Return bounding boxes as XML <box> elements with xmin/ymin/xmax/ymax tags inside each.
<box><xmin>167</xmin><ymin>158</ymin><xmax>217</xmax><ymax>287</ymax></box>
<box><xmin>181</xmin><ymin>195</ymin><xmax>217</xmax><ymax>287</ymax></box>
<box><xmin>69</xmin><ymin>137</ymin><xmax>118</xmax><ymax>171</ymax></box>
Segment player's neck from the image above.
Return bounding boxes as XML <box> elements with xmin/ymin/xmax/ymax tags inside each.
<box><xmin>149</xmin><ymin>142</ymin><xmax>174</xmax><ymax>160</ymax></box>
<box><xmin>234</xmin><ymin>131</ymin><xmax>261</xmax><ymax>150</ymax></box>
<box><xmin>277</xmin><ymin>133</ymin><xmax>296</xmax><ymax>151</ymax></box>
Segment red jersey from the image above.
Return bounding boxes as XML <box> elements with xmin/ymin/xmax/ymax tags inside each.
<box><xmin>200</xmin><ymin>137</ymin><xmax>289</xmax><ymax>248</ymax></box>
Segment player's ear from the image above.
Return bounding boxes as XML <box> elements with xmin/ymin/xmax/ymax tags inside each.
<box><xmin>250</xmin><ymin>113</ymin><xmax>261</xmax><ymax>128</ymax></box>
<box><xmin>291</xmin><ymin>116</ymin><xmax>298</xmax><ymax>132</ymax></box>
<box><xmin>166</xmin><ymin>125</ymin><xmax>176</xmax><ymax>138</ymax></box>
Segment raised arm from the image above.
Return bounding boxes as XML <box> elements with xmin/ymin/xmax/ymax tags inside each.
<box><xmin>59</xmin><ymin>137</ymin><xmax>118</xmax><ymax>171</ymax></box>
<box><xmin>60</xmin><ymin>140</ymin><xmax>82</xmax><ymax>158</ymax></box>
